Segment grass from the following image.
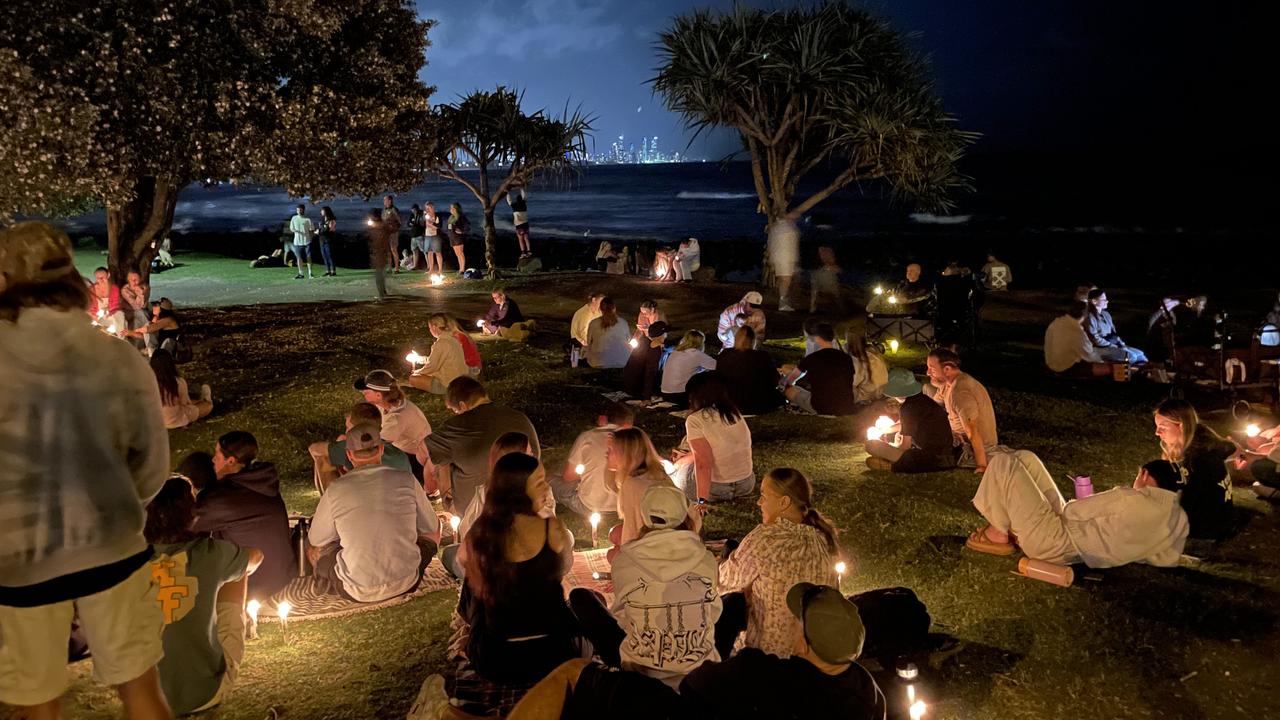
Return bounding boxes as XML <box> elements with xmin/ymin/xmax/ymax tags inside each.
<box><xmin>52</xmin><ymin>257</ymin><xmax>1280</xmax><ymax>719</ymax></box>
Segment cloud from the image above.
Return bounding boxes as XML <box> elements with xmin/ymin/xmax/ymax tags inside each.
<box><xmin>426</xmin><ymin>0</ymin><xmax>624</xmax><ymax>67</ymax></box>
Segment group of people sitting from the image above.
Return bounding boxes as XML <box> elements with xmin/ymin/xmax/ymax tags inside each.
<box><xmin>1043</xmin><ymin>286</ymin><xmax>1149</xmax><ymax>377</ymax></box>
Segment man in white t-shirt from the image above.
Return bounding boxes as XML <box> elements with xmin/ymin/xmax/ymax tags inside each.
<box><xmin>1044</xmin><ymin>302</ymin><xmax>1104</xmax><ymax>375</ymax></box>
<box><xmin>768</xmin><ymin>217</ymin><xmax>800</xmax><ymax>312</ymax></box>
<box><xmin>926</xmin><ymin>348</ymin><xmax>998</xmax><ymax>473</ymax></box>
<box><xmin>552</xmin><ymin>404</ymin><xmax>635</xmax><ymax>518</ymax></box>
<box><xmin>288</xmin><ymin>204</ymin><xmax>315</xmax><ymax>279</ymax></box>
<box><xmin>307</xmin><ymin>423</ymin><xmax>440</xmax><ymax>602</ymax></box>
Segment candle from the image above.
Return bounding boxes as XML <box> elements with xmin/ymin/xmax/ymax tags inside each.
<box><xmin>449</xmin><ymin>514</ymin><xmax>461</xmax><ymax>536</ymax></box>
<box><xmin>887</xmin><ymin>295</ymin><xmax>899</xmax><ymax>305</ymax></box>
<box><xmin>874</xmin><ymin>285</ymin><xmax>884</xmax><ymax>295</ymax></box>
<box><xmin>574</xmin><ymin>463</ymin><xmax>586</xmax><ymax>476</ymax></box>
<box><xmin>866</xmin><ymin>426</ymin><xmax>884</xmax><ymax>441</ymax></box>
<box><xmin>405</xmin><ymin>350</ymin><xmax>424</xmax><ymax>365</ymax></box>
<box><xmin>589</xmin><ymin>512</ymin><xmax>601</xmax><ymax>547</ymax></box>
<box><xmin>246</xmin><ymin>599</ymin><xmax>261</xmax><ymax>640</ymax></box>
<box><xmin>366</xmin><ymin>219</ymin><xmax>374</xmax><ymax>227</ymax></box>
<box><xmin>835</xmin><ymin>560</ymin><xmax>846</xmax><ymax>591</ymax></box>
<box><xmin>1246</xmin><ymin>423</ymin><xmax>1261</xmax><ymax>438</ymax></box>
<box><xmin>888</xmin><ymin>338</ymin><xmax>900</xmax><ymax>353</ymax></box>
<box><xmin>475</xmin><ymin>319</ymin><xmax>485</xmax><ymax>328</ymax></box>
<box><xmin>874</xmin><ymin>416</ymin><xmax>894</xmax><ymax>431</ymax></box>
<box><xmin>277</xmin><ymin>600</ymin><xmax>292</xmax><ymax>642</ymax></box>
<box><xmin>629</xmin><ymin>338</ymin><xmax>639</xmax><ymax>349</ymax></box>
<box><xmin>429</xmin><ymin>273</ymin><xmax>444</xmax><ymax>286</ymax></box>
<box><xmin>909</xmin><ymin>701</ymin><xmax>927</xmax><ymax>720</ymax></box>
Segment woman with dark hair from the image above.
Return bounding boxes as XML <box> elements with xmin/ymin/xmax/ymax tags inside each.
<box><xmin>318</xmin><ymin>206</ymin><xmax>338</xmax><ymax>276</ymax></box>
<box><xmin>673</xmin><ymin>371</ymin><xmax>755</xmax><ymax>503</ymax></box>
<box><xmin>176</xmin><ymin>451</ymin><xmax>217</xmax><ymax>492</ymax></box>
<box><xmin>150</xmin><ymin>348</ymin><xmax>213</xmax><ymax>429</ymax></box>
<box><xmin>845</xmin><ymin>326</ymin><xmax>888</xmax><ymax>403</ymax></box>
<box><xmin>1154</xmin><ymin>398</ymin><xmax>1236</xmax><ymax>538</ymax></box>
<box><xmin>716</xmin><ymin>325</ymin><xmax>784</xmax><ymax>414</ymax></box>
<box><xmin>458</xmin><ymin>453</ymin><xmax>581</xmax><ymax>683</ymax></box>
<box><xmin>447</xmin><ymin>202</ymin><xmax>470</xmax><ymax>272</ymax></box>
<box><xmin>586</xmin><ymin>296</ymin><xmax>632</xmax><ymax>368</ymax></box>
<box><xmin>716</xmin><ymin>468</ymin><xmax>839</xmax><ymax>659</ymax></box>
<box><xmin>145</xmin><ymin>476</ymin><xmax>262</xmax><ymax>715</ymax></box>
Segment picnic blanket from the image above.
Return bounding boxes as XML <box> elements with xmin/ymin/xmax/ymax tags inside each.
<box><xmin>261</xmin><ymin>558</ymin><xmax>458</xmax><ymax>622</ymax></box>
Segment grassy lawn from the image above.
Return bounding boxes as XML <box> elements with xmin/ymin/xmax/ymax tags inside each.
<box><xmin>54</xmin><ymin>257</ymin><xmax>1280</xmax><ymax>720</ymax></box>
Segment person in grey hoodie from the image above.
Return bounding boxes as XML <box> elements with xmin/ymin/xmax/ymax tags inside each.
<box><xmin>569</xmin><ymin>485</ymin><xmax>720</xmax><ymax>688</ymax></box>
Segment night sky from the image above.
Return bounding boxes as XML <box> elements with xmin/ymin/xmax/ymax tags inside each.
<box><xmin>422</xmin><ymin>1</ymin><xmax>1273</xmax><ymax>165</ymax></box>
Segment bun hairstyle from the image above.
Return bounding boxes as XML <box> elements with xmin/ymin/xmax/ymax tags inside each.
<box><xmin>765</xmin><ymin>468</ymin><xmax>838</xmax><ymax>554</ymax></box>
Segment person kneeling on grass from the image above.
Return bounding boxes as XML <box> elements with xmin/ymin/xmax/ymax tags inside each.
<box><xmin>307</xmin><ymin>423</ymin><xmax>440</xmax><ymax>602</ymax></box>
<box><xmin>671</xmin><ymin>371</ymin><xmax>755</xmax><ymax>504</ymax></box>
<box><xmin>146</xmin><ymin>476</ymin><xmax>262</xmax><ymax>716</ymax></box>
<box><xmin>568</xmin><ymin>485</ymin><xmax>721</xmax><ymax>686</ymax></box>
<box><xmin>308</xmin><ymin>401</ymin><xmax>413</xmax><ymax>494</ymax></box>
<box><xmin>964</xmin><ymin>450</ymin><xmax>1189</xmax><ymax>568</ymax></box>
<box><xmin>505</xmin><ymin>583</ymin><xmax>885</xmax><ymax>720</ymax></box>
<box><xmin>407</xmin><ymin>313</ymin><xmax>470</xmax><ymax>394</ymax></box>
<box><xmin>865</xmin><ymin>368</ymin><xmax>957</xmax><ymax>473</ymax></box>
<box><xmin>552</xmin><ymin>403</ymin><xmax>635</xmax><ymax>520</ymax></box>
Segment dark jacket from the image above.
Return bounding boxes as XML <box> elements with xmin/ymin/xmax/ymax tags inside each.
<box><xmin>716</xmin><ymin>348</ymin><xmax>783</xmax><ymax>415</ymax></box>
<box><xmin>680</xmin><ymin>648</ymin><xmax>887</xmax><ymax>720</ymax></box>
<box><xmin>194</xmin><ymin>462</ymin><xmax>294</xmax><ymax>600</ymax></box>
<box><xmin>1179</xmin><ymin>426</ymin><xmax>1235</xmax><ymax>539</ymax></box>
<box><xmin>622</xmin><ymin>343</ymin><xmax>664</xmax><ymax>400</ymax></box>
<box><xmin>484</xmin><ymin>299</ymin><xmax>525</xmax><ymax>328</ymax></box>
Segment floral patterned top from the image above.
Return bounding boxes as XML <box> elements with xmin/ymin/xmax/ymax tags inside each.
<box><xmin>718</xmin><ymin>518</ymin><xmax>837</xmax><ymax>658</ymax></box>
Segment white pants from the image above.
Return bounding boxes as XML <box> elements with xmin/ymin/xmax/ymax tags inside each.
<box><xmin>971</xmin><ymin>450</ymin><xmax>1078</xmax><ymax>564</ymax></box>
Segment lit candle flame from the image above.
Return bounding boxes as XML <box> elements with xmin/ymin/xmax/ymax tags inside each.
<box><xmin>405</xmin><ymin>350</ymin><xmax>424</xmax><ymax>365</ymax></box>
<box><xmin>909</xmin><ymin>700</ymin><xmax>926</xmax><ymax>720</ymax></box>
<box><xmin>449</xmin><ymin>514</ymin><xmax>461</xmax><ymax>534</ymax></box>
<box><xmin>589</xmin><ymin>512</ymin><xmax>601</xmax><ymax>530</ymax></box>
<box><xmin>835</xmin><ymin>561</ymin><xmax>847</xmax><ymax>575</ymax></box>
<box><xmin>874</xmin><ymin>286</ymin><xmax>884</xmax><ymax>295</ymax></box>
<box><xmin>247</xmin><ymin>599</ymin><xmax>261</xmax><ymax>623</ymax></box>
<box><xmin>475</xmin><ymin>319</ymin><xmax>485</xmax><ymax>328</ymax></box>
<box><xmin>866</xmin><ymin>426</ymin><xmax>884</xmax><ymax>441</ymax></box>
<box><xmin>874</xmin><ymin>415</ymin><xmax>894</xmax><ymax>431</ymax></box>
<box><xmin>907</xmin><ymin>685</ymin><xmax>916</xmax><ymax>703</ymax></box>
<box><xmin>574</xmin><ymin>463</ymin><xmax>586</xmax><ymax>475</ymax></box>
<box><xmin>276</xmin><ymin>600</ymin><xmax>292</xmax><ymax>621</ymax></box>
<box><xmin>592</xmin><ymin>571</ymin><xmax>602</xmax><ymax>580</ymax></box>
<box><xmin>366</xmin><ymin>219</ymin><xmax>374</xmax><ymax>227</ymax></box>
<box><xmin>629</xmin><ymin>338</ymin><xmax>639</xmax><ymax>349</ymax></box>
<box><xmin>888</xmin><ymin>338</ymin><xmax>900</xmax><ymax>353</ymax></box>
<box><xmin>429</xmin><ymin>273</ymin><xmax>444</xmax><ymax>286</ymax></box>
<box><xmin>1247</xmin><ymin>423</ymin><xmax>1261</xmax><ymax>438</ymax></box>
<box><xmin>888</xmin><ymin>295</ymin><xmax>899</xmax><ymax>305</ymax></box>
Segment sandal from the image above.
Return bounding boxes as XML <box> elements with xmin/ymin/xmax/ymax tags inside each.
<box><xmin>965</xmin><ymin>527</ymin><xmax>1015</xmax><ymax>556</ymax></box>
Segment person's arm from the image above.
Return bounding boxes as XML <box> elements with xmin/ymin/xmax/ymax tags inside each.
<box><xmin>966</xmin><ymin>420</ymin><xmax>988</xmax><ymax>472</ymax></box>
<box><xmin>546</xmin><ymin>518</ymin><xmax>575</xmax><ymax>576</ymax></box>
<box><xmin>1077</xmin><ymin>325</ymin><xmax>1103</xmax><ymax>363</ymax></box>
<box><xmin>717</xmin><ymin>529</ymin><xmax>759</xmax><ymax>592</ymax></box>
<box><xmin>1084</xmin><ymin>314</ymin><xmax>1114</xmax><ymax>348</ymax></box>
<box><xmin>690</xmin><ymin>437</ymin><xmax>716</xmax><ymax>499</ymax></box>
<box><xmin>702</xmin><ymin>353</ymin><xmax>717</xmax><ymax>371</ymax></box>
<box><xmin>414</xmin><ymin>483</ymin><xmax>442</xmax><ymax>545</ymax></box>
<box><xmin>306</xmin><ymin>497</ymin><xmax>338</xmax><ymax>565</ymax></box>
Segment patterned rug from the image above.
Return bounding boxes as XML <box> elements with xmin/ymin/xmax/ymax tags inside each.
<box><xmin>260</xmin><ymin>558</ymin><xmax>458</xmax><ymax>622</ymax></box>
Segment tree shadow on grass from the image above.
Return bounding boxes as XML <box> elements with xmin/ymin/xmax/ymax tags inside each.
<box><xmin>1087</xmin><ymin>564</ymin><xmax>1279</xmax><ymax>642</ymax></box>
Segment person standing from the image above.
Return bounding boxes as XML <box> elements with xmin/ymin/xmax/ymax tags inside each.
<box><xmin>448</xmin><ymin>202</ymin><xmax>470</xmax><ymax>272</ymax></box>
<box><xmin>318</xmin><ymin>206</ymin><xmax>338</xmax><ymax>276</ymax></box>
<box><xmin>423</xmin><ymin>202</ymin><xmax>443</xmax><ymax>275</ymax></box>
<box><xmin>367</xmin><ymin>209</ymin><xmax>389</xmax><ymax>301</ymax></box>
<box><xmin>408</xmin><ymin>204</ymin><xmax>426</xmax><ymax>271</ymax></box>
<box><xmin>767</xmin><ymin>217</ymin><xmax>800</xmax><ymax>312</ymax></box>
<box><xmin>383</xmin><ymin>194</ymin><xmax>402</xmax><ymax>274</ymax></box>
<box><xmin>508</xmin><ymin>186</ymin><xmax>532</xmax><ymax>258</ymax></box>
<box><xmin>288</xmin><ymin>204</ymin><xmax>315</xmax><ymax>279</ymax></box>
<box><xmin>0</xmin><ymin>221</ymin><xmax>174</xmax><ymax>720</ymax></box>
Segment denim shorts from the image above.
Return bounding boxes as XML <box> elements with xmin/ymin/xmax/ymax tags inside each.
<box><xmin>427</xmin><ymin>235</ymin><xmax>444</xmax><ymax>252</ymax></box>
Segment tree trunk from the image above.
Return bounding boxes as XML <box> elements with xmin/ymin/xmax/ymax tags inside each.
<box><xmin>105</xmin><ymin>176</ymin><xmax>179</xmax><ymax>285</ymax></box>
<box><xmin>482</xmin><ymin>204</ymin><xmax>497</xmax><ymax>277</ymax></box>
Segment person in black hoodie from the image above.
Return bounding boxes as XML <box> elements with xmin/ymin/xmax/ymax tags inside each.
<box><xmin>195</xmin><ymin>431</ymin><xmax>295</xmax><ymax>601</ymax></box>
<box><xmin>1153</xmin><ymin>399</ymin><xmax>1236</xmax><ymax>539</ymax></box>
<box><xmin>716</xmin><ymin>326</ymin><xmax>784</xmax><ymax>415</ymax></box>
<box><xmin>622</xmin><ymin>321</ymin><xmax>668</xmax><ymax>405</ymax></box>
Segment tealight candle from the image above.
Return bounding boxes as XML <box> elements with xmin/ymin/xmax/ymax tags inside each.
<box><xmin>1247</xmin><ymin>423</ymin><xmax>1261</xmax><ymax>438</ymax></box>
<box><xmin>888</xmin><ymin>339</ymin><xmax>900</xmax><ymax>353</ymax></box>
<box><xmin>888</xmin><ymin>295</ymin><xmax>899</xmax><ymax>305</ymax></box>
<box><xmin>628</xmin><ymin>338</ymin><xmax>639</xmax><ymax>349</ymax></box>
<box><xmin>574</xmin><ymin>463</ymin><xmax>586</xmax><ymax>475</ymax></box>
<box><xmin>429</xmin><ymin>273</ymin><xmax>444</xmax><ymax>286</ymax></box>
<box><xmin>475</xmin><ymin>319</ymin><xmax>485</xmax><ymax>328</ymax></box>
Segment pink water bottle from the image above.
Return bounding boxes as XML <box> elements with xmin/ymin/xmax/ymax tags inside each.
<box><xmin>1073</xmin><ymin>475</ymin><xmax>1094</xmax><ymax>499</ymax></box>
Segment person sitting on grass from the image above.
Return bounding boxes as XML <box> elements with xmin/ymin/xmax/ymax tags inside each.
<box><xmin>146</xmin><ymin>476</ymin><xmax>262</xmax><ymax>717</ymax></box>
<box><xmin>865</xmin><ymin>368</ymin><xmax>958</xmax><ymax>474</ymax></box>
<box><xmin>717</xmin><ymin>291</ymin><xmax>766</xmax><ymax>348</ymax></box>
<box><xmin>671</xmin><ymin>372</ymin><xmax>755</xmax><ymax>504</ymax></box>
<box><xmin>612</xmin><ymin>427</ymin><xmax>688</xmax><ymax>547</ymax></box>
<box><xmin>553</xmin><ymin>403</ymin><xmax>635</xmax><ymax>519</ymax></box>
<box><xmin>407</xmin><ymin>313</ymin><xmax>470</xmax><ymax>395</ymax></box>
<box><xmin>716</xmin><ymin>326</ymin><xmax>784</xmax><ymax>415</ymax></box>
<box><xmin>570</xmin><ymin>293</ymin><xmax>604</xmax><ymax>347</ymax></box>
<box><xmin>458</xmin><ymin>452</ymin><xmax>582</xmax><ymax>684</ymax></box>
<box><xmin>307</xmin><ymin>422</ymin><xmax>440</xmax><ymax>602</ymax></box>
<box><xmin>716</xmin><ymin>468</ymin><xmax>839</xmax><ymax>660</ymax></box>
<box><xmin>622</xmin><ymin>320</ymin><xmax>669</xmax><ymax>405</ymax></box>
<box><xmin>568</xmin><ymin>485</ymin><xmax>720</xmax><ymax>684</ymax></box>
<box><xmin>126</xmin><ymin>297</ymin><xmax>181</xmax><ymax>356</ymax></box>
<box><xmin>308</xmin><ymin>401</ymin><xmax>413</xmax><ymax>494</ymax></box>
<box><xmin>673</xmin><ymin>237</ymin><xmax>701</xmax><ymax>283</ymax></box>
<box><xmin>660</xmin><ymin>329</ymin><xmax>716</xmax><ymax>407</ymax></box>
<box><xmin>1044</xmin><ymin>302</ymin><xmax>1106</xmax><ymax>376</ymax></box>
<box><xmin>1085</xmin><ymin>288</ymin><xmax>1148</xmax><ymax>364</ymax></box>
<box><xmin>926</xmin><ymin>347</ymin><xmax>999</xmax><ymax>473</ymax></box>
<box><xmin>195</xmin><ymin>431</ymin><xmax>294</xmax><ymax>602</ymax></box>
<box><xmin>355</xmin><ymin>369</ymin><xmax>432</xmax><ymax>486</ymax></box>
<box><xmin>120</xmin><ymin>270</ymin><xmax>150</xmax><ymax>334</ymax></box>
<box><xmin>781</xmin><ymin>322</ymin><xmax>858</xmax><ymax>416</ymax></box>
<box><xmin>425</xmin><ymin>376</ymin><xmax>541</xmax><ymax>518</ymax></box>
<box><xmin>443</xmin><ymin>432</ymin><xmax>542</xmax><ymax>579</ymax></box>
<box><xmin>503</xmin><ymin>583</ymin><xmax>885</xmax><ymax>720</ymax></box>
<box><xmin>634</xmin><ymin>299</ymin><xmax>666</xmax><ymax>340</ymax></box>
<box><xmin>586</xmin><ymin>296</ymin><xmax>633</xmax><ymax>369</ymax></box>
<box><xmin>479</xmin><ymin>289</ymin><xmax>525</xmax><ymax>335</ymax></box>
<box><xmin>442</xmin><ymin>315</ymin><xmax>483</xmax><ymax>378</ymax></box>
<box><xmin>964</xmin><ymin>451</ymin><xmax>1189</xmax><ymax>568</ymax></box>
<box><xmin>1154</xmin><ymin>398</ymin><xmax>1236</xmax><ymax>539</ymax></box>
<box><xmin>846</xmin><ymin>326</ymin><xmax>889</xmax><ymax>404</ymax></box>
<box><xmin>85</xmin><ymin>265</ymin><xmax>124</xmax><ymax>328</ymax></box>
<box><xmin>150</xmin><ymin>348</ymin><xmax>212</xmax><ymax>429</ymax></box>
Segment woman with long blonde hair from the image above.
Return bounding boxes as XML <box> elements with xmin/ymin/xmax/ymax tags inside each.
<box><xmin>442</xmin><ymin>315</ymin><xmax>482</xmax><ymax>377</ymax></box>
<box><xmin>1153</xmin><ymin>398</ymin><xmax>1235</xmax><ymax>538</ymax></box>
<box><xmin>660</xmin><ymin>329</ymin><xmax>716</xmax><ymax>407</ymax></box>
<box><xmin>608</xmin><ymin>427</ymin><xmax>682</xmax><ymax>545</ymax></box>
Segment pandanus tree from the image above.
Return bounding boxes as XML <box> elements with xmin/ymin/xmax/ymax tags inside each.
<box><xmin>421</xmin><ymin>87</ymin><xmax>593</xmax><ymax>276</ymax></box>
<box><xmin>0</xmin><ymin>0</ymin><xmax>434</xmax><ymax>283</ymax></box>
<box><xmin>651</xmin><ymin>2</ymin><xmax>977</xmax><ymax>280</ymax></box>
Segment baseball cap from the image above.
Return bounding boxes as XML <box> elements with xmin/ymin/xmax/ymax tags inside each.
<box><xmin>880</xmin><ymin>367</ymin><xmax>923</xmax><ymax>398</ymax></box>
<box><xmin>353</xmin><ymin>369</ymin><xmax>395</xmax><ymax>392</ymax></box>
<box><xmin>786</xmin><ymin>582</ymin><xmax>865</xmax><ymax>664</ymax></box>
<box><xmin>0</xmin><ymin>221</ymin><xmax>79</xmax><ymax>288</ymax></box>
<box><xmin>647</xmin><ymin>320</ymin><xmax>670</xmax><ymax>339</ymax></box>
<box><xmin>640</xmin><ymin>485</ymin><xmax>690</xmax><ymax>529</ymax></box>
<box><xmin>345</xmin><ymin>422</ymin><xmax>384</xmax><ymax>452</ymax></box>
<box><xmin>744</xmin><ymin>291</ymin><xmax>764</xmax><ymax>306</ymax></box>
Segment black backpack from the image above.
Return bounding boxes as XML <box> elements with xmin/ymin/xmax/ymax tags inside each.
<box><xmin>849</xmin><ymin>586</ymin><xmax>932</xmax><ymax>661</ymax></box>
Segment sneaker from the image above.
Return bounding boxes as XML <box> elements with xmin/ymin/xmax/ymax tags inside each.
<box><xmin>307</xmin><ymin>271</ymin><xmax>313</xmax><ymax>279</ymax></box>
<box><xmin>865</xmin><ymin>456</ymin><xmax>894</xmax><ymax>471</ymax></box>
<box><xmin>294</xmin><ymin>274</ymin><xmax>304</xmax><ymax>280</ymax></box>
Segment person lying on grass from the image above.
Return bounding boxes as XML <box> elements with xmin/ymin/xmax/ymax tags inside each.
<box><xmin>965</xmin><ymin>451</ymin><xmax>1188</xmax><ymax>568</ymax></box>
<box><xmin>306</xmin><ymin>423</ymin><xmax>439</xmax><ymax>603</ymax></box>
<box><xmin>146</xmin><ymin>476</ymin><xmax>262</xmax><ymax>716</ymax></box>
